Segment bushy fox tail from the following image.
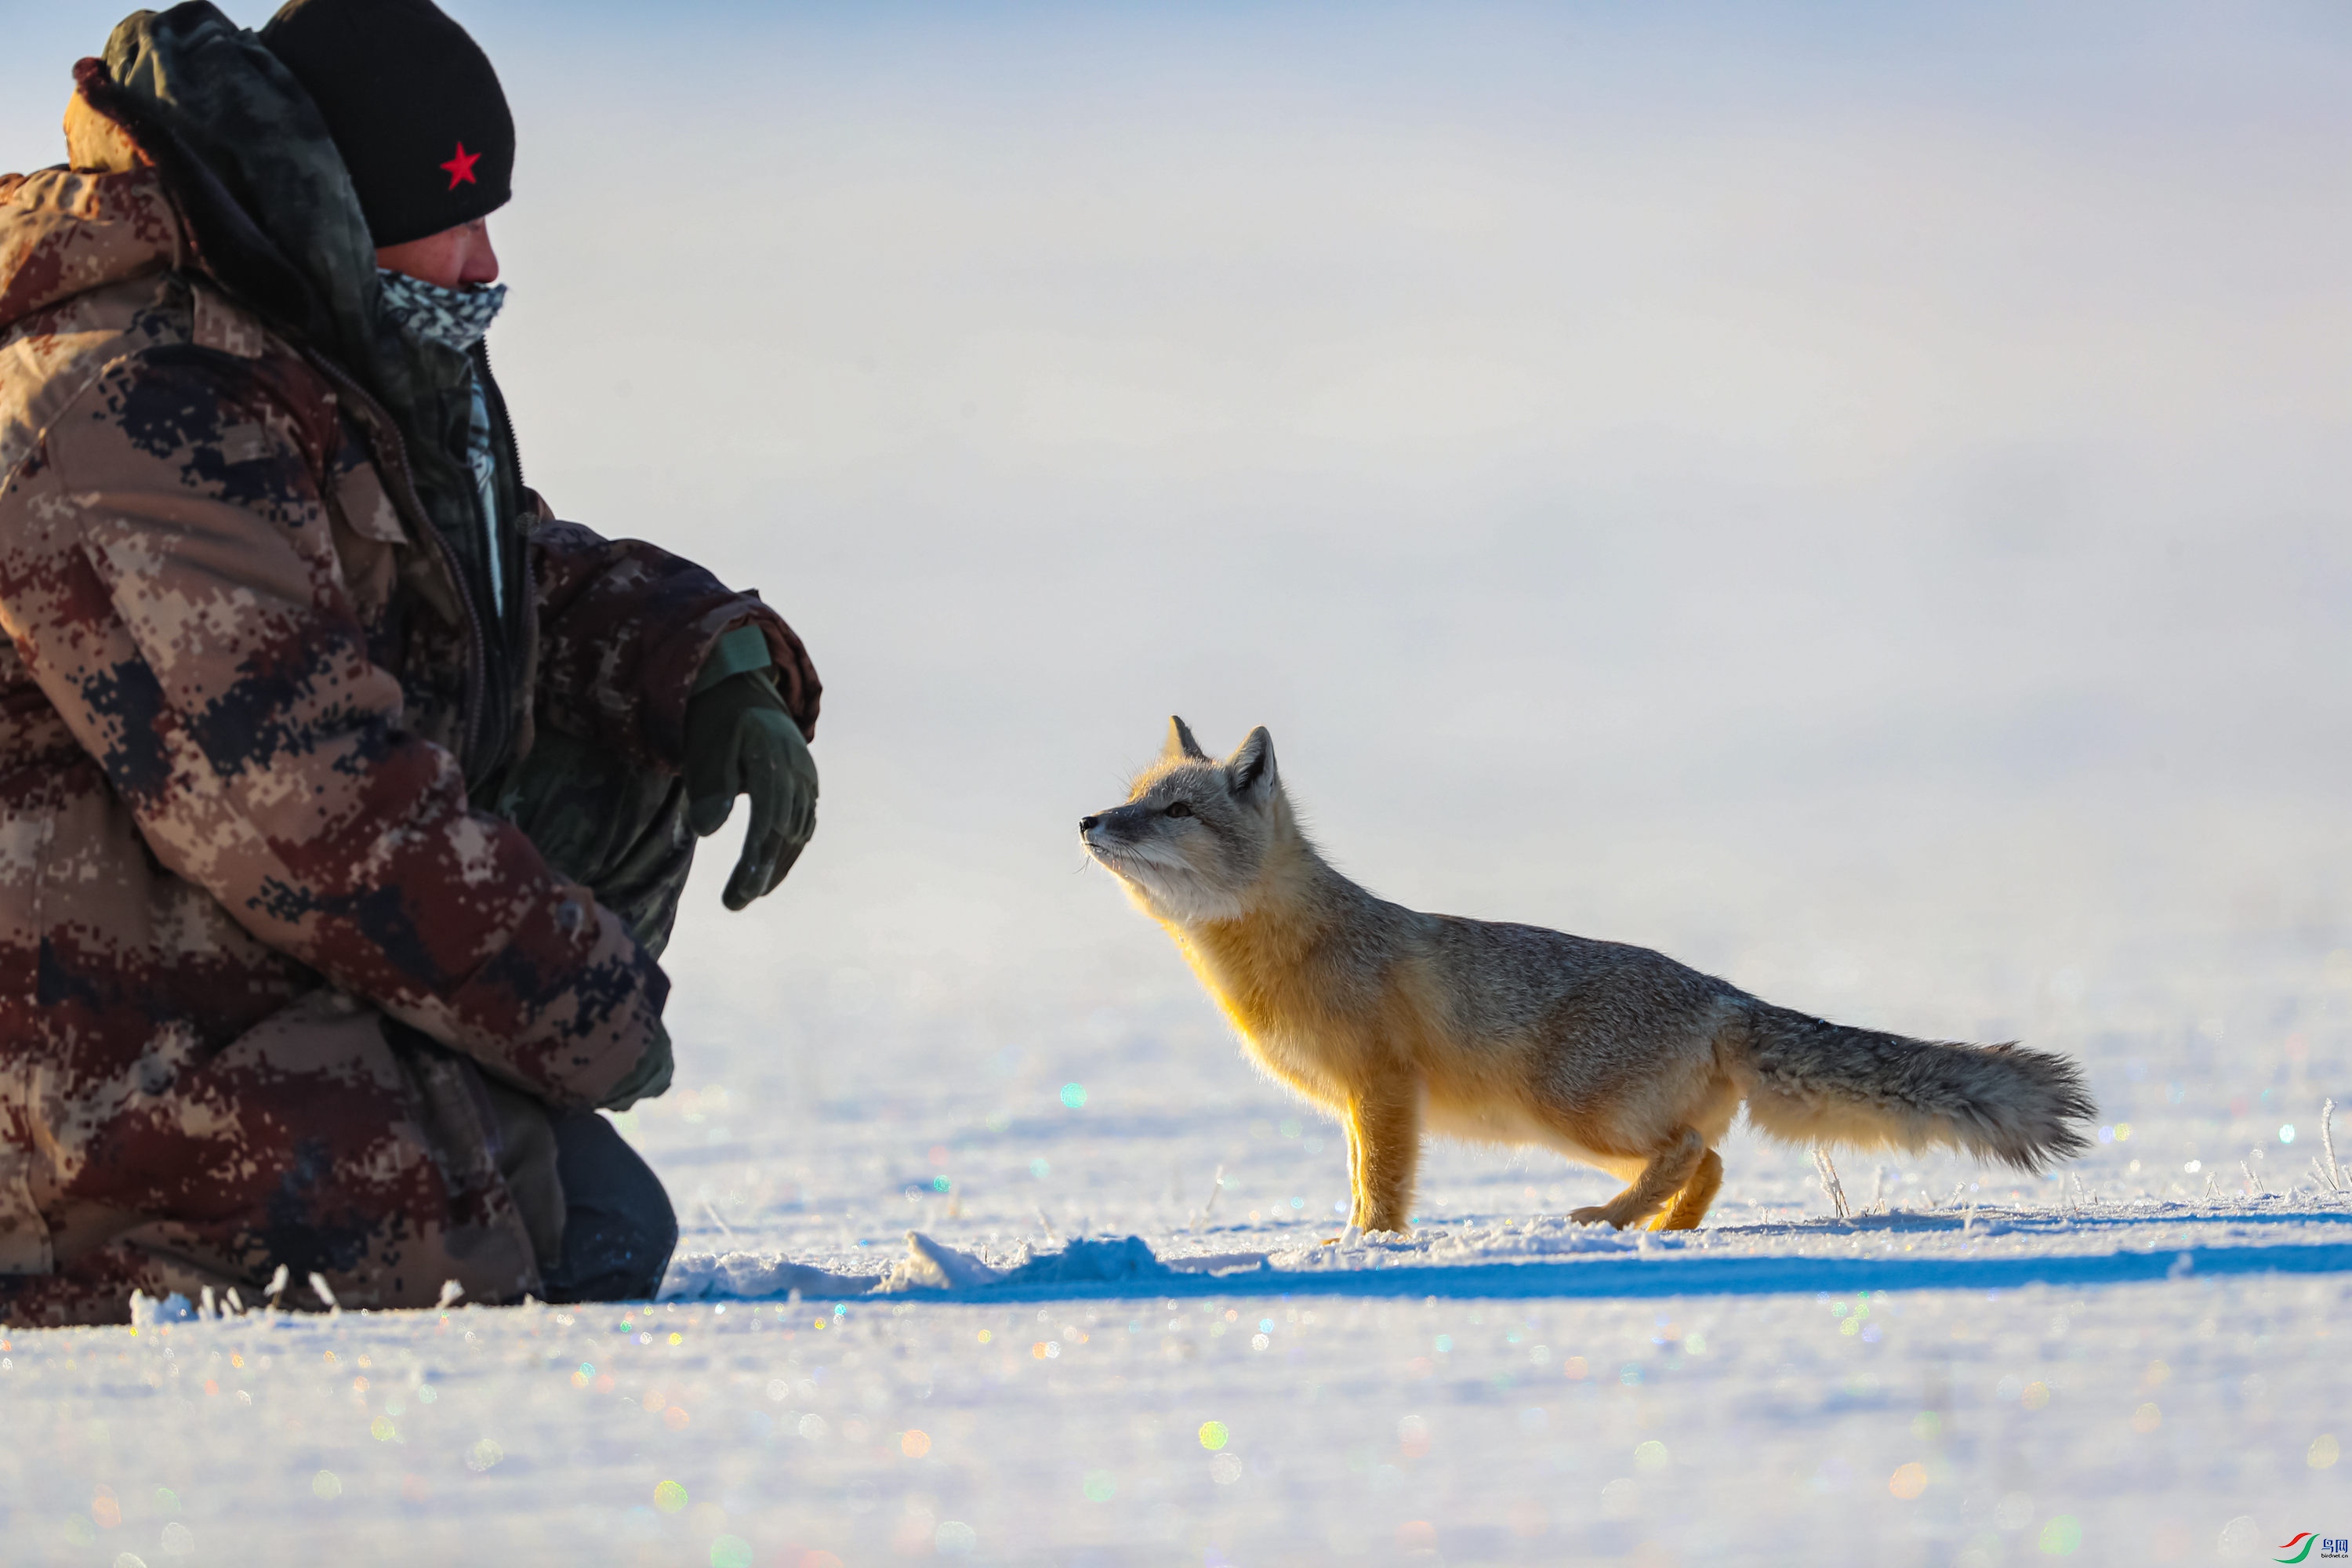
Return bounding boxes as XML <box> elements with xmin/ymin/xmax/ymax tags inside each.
<box><xmin>1737</xmin><ymin>1004</ymin><xmax>2095</xmax><ymax>1171</ymax></box>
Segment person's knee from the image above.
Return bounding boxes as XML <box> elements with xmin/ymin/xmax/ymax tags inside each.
<box><xmin>543</xmin><ymin>1112</ymin><xmax>676</xmax><ymax>1304</ymax></box>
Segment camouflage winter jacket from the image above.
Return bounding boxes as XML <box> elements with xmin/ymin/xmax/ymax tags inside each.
<box><xmin>0</xmin><ymin>13</ymin><xmax>818</xmax><ymax>1317</ymax></box>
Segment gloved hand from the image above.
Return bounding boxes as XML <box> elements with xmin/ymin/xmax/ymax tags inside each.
<box><xmin>682</xmin><ymin>666</ymin><xmax>818</xmax><ymax>909</ymax></box>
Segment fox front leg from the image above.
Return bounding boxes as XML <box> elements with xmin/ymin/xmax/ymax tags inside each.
<box><xmin>1345</xmin><ymin>1087</ymin><xmax>1423</xmax><ymax>1235</ymax></box>
<box><xmin>1323</xmin><ymin>1120</ymin><xmax>1367</xmax><ymax>1243</ymax></box>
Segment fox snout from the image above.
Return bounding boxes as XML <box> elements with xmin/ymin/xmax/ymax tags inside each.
<box><xmin>1079</xmin><ymin>807</ymin><xmax>1145</xmax><ymax>853</ymax></box>
<box><xmin>1080</xmin><ymin>803</ymin><xmax>1153</xmax><ymax>840</ymax></box>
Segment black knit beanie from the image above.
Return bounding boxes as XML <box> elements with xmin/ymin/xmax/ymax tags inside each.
<box><xmin>260</xmin><ymin>0</ymin><xmax>513</xmax><ymax>248</ymax></box>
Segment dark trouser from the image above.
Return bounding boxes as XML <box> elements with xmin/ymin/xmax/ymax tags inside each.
<box><xmin>538</xmin><ymin>1109</ymin><xmax>680</xmax><ymax>1303</ymax></box>
<box><xmin>488</xmin><ymin>727</ymin><xmax>695</xmax><ymax>1302</ymax></box>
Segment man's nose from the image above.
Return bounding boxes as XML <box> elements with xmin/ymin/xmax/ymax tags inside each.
<box><xmin>1079</xmin><ymin>815</ymin><xmax>1102</xmax><ymax>834</ymax></box>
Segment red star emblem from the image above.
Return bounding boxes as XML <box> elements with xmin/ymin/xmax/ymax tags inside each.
<box><xmin>440</xmin><ymin>141</ymin><xmax>481</xmax><ymax>191</ymax></box>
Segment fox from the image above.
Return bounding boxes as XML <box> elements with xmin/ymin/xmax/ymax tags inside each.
<box><xmin>1080</xmin><ymin>717</ymin><xmax>2095</xmax><ymax>1234</ymax></box>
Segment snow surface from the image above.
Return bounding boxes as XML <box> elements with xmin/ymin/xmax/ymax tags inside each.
<box><xmin>5</xmin><ymin>1068</ymin><xmax>2349</xmax><ymax>1566</ymax></box>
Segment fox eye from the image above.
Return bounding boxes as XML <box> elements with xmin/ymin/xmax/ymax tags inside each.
<box><xmin>1163</xmin><ymin>800</ymin><xmax>1193</xmax><ymax>818</ymax></box>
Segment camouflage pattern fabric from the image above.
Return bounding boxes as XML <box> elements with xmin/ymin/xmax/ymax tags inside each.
<box><xmin>0</xmin><ymin>31</ymin><xmax>818</xmax><ymax>1325</ymax></box>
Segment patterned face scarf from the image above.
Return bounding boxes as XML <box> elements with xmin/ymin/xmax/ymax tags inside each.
<box><xmin>376</xmin><ymin>270</ymin><xmax>511</xmax><ymax>616</ymax></box>
<box><xmin>376</xmin><ymin>270</ymin><xmax>506</xmax><ymax>352</ymax></box>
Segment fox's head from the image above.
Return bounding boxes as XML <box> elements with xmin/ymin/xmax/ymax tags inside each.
<box><xmin>1080</xmin><ymin>717</ymin><xmax>1288</xmax><ymax>925</ymax></box>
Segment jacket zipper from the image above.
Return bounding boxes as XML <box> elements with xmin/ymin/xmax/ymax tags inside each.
<box><xmin>474</xmin><ymin>339</ymin><xmax>526</xmax><ymax>500</ymax></box>
<box><xmin>470</xmin><ymin>340</ymin><xmax>528</xmax><ymax>640</ymax></box>
<box><xmin>472</xmin><ymin>340</ymin><xmax>536</xmax><ymax>772</ymax></box>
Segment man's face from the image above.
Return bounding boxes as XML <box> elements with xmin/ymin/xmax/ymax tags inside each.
<box><xmin>375</xmin><ymin>216</ymin><xmax>499</xmax><ymax>289</ymax></box>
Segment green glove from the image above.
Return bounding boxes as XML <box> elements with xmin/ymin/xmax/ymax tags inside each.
<box><xmin>683</xmin><ymin>659</ymin><xmax>818</xmax><ymax>910</ymax></box>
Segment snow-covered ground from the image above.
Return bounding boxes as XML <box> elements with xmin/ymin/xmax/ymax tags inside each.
<box><xmin>5</xmin><ymin>1001</ymin><xmax>2348</xmax><ymax>1566</ymax></box>
<box><xmin>6</xmin><ymin>1216</ymin><xmax>2348</xmax><ymax>1568</ymax></box>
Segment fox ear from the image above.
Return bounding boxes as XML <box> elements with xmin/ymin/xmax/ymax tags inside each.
<box><xmin>1163</xmin><ymin>715</ymin><xmax>1208</xmax><ymax>761</ymax></box>
<box><xmin>1225</xmin><ymin>726</ymin><xmax>1277</xmax><ymax>799</ymax></box>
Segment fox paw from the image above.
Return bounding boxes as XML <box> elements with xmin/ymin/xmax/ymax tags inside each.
<box><xmin>1568</xmin><ymin>1205</ymin><xmax>1622</xmax><ymax>1228</ymax></box>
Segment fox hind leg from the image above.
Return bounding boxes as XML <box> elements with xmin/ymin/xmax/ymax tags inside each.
<box><xmin>1570</xmin><ymin>1127</ymin><xmax>1706</xmax><ymax>1230</ymax></box>
<box><xmin>1651</xmin><ymin>1147</ymin><xmax>1724</xmax><ymax>1231</ymax></box>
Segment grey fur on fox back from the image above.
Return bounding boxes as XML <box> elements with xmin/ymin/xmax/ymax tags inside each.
<box><xmin>1080</xmin><ymin>717</ymin><xmax>2095</xmax><ymax>1233</ymax></box>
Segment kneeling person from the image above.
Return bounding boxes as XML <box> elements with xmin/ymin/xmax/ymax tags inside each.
<box><xmin>0</xmin><ymin>0</ymin><xmax>819</xmax><ymax>1323</ymax></box>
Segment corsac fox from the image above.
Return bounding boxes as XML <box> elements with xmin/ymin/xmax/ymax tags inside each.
<box><xmin>1080</xmin><ymin>718</ymin><xmax>2094</xmax><ymax>1233</ymax></box>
